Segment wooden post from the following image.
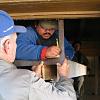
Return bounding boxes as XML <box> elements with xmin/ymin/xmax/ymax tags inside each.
<box><xmin>94</xmin><ymin>56</ymin><xmax>99</xmax><ymax>95</ymax></box>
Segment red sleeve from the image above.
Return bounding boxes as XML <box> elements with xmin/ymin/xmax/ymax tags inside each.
<box><xmin>41</xmin><ymin>47</ymin><xmax>48</xmax><ymax>60</ymax></box>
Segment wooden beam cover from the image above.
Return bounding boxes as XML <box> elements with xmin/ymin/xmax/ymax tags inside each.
<box><xmin>0</xmin><ymin>0</ymin><xmax>100</xmax><ymax>19</ymax></box>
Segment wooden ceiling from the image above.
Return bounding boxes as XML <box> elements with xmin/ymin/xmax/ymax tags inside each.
<box><xmin>0</xmin><ymin>0</ymin><xmax>100</xmax><ymax>19</ymax></box>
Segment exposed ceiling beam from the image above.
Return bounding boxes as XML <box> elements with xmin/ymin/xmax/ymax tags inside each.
<box><xmin>0</xmin><ymin>0</ymin><xmax>100</xmax><ymax>19</ymax></box>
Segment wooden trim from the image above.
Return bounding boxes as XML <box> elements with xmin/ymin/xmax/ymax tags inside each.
<box><xmin>0</xmin><ymin>0</ymin><xmax>49</xmax><ymax>3</ymax></box>
<box><xmin>0</xmin><ymin>1</ymin><xmax>100</xmax><ymax>19</ymax></box>
<box><xmin>11</xmin><ymin>11</ymin><xmax>100</xmax><ymax>20</ymax></box>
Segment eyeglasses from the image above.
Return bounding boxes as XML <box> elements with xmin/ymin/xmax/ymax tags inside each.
<box><xmin>40</xmin><ymin>25</ymin><xmax>56</xmax><ymax>32</ymax></box>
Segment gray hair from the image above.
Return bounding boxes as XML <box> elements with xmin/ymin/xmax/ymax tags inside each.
<box><xmin>0</xmin><ymin>34</ymin><xmax>13</xmax><ymax>48</ymax></box>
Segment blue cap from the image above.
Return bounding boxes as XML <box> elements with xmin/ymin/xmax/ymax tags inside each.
<box><xmin>0</xmin><ymin>10</ymin><xmax>27</xmax><ymax>38</ymax></box>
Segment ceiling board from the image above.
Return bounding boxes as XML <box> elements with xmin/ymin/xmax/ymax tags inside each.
<box><xmin>0</xmin><ymin>0</ymin><xmax>100</xmax><ymax>19</ymax></box>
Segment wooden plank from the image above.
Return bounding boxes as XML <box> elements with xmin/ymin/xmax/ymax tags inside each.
<box><xmin>81</xmin><ymin>41</ymin><xmax>100</xmax><ymax>56</ymax></box>
<box><xmin>0</xmin><ymin>1</ymin><xmax>100</xmax><ymax>19</ymax></box>
<box><xmin>94</xmin><ymin>57</ymin><xmax>99</xmax><ymax>95</ymax></box>
<box><xmin>58</xmin><ymin>20</ymin><xmax>65</xmax><ymax>64</ymax></box>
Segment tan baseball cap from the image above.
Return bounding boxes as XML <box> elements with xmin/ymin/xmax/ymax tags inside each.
<box><xmin>38</xmin><ymin>20</ymin><xmax>58</xmax><ymax>30</ymax></box>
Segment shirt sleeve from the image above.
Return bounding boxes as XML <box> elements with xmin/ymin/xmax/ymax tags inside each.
<box><xmin>29</xmin><ymin>72</ymin><xmax>76</xmax><ymax>100</ymax></box>
<box><xmin>64</xmin><ymin>38</ymin><xmax>75</xmax><ymax>60</ymax></box>
<box><xmin>16</xmin><ymin>27</ymin><xmax>46</xmax><ymax>60</ymax></box>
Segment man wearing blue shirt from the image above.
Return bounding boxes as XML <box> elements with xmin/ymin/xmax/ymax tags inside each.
<box><xmin>16</xmin><ymin>20</ymin><xmax>74</xmax><ymax>60</ymax></box>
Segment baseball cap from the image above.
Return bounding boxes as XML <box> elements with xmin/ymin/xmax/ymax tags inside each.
<box><xmin>0</xmin><ymin>10</ymin><xmax>27</xmax><ymax>38</ymax></box>
<box><xmin>38</xmin><ymin>20</ymin><xmax>58</xmax><ymax>30</ymax></box>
